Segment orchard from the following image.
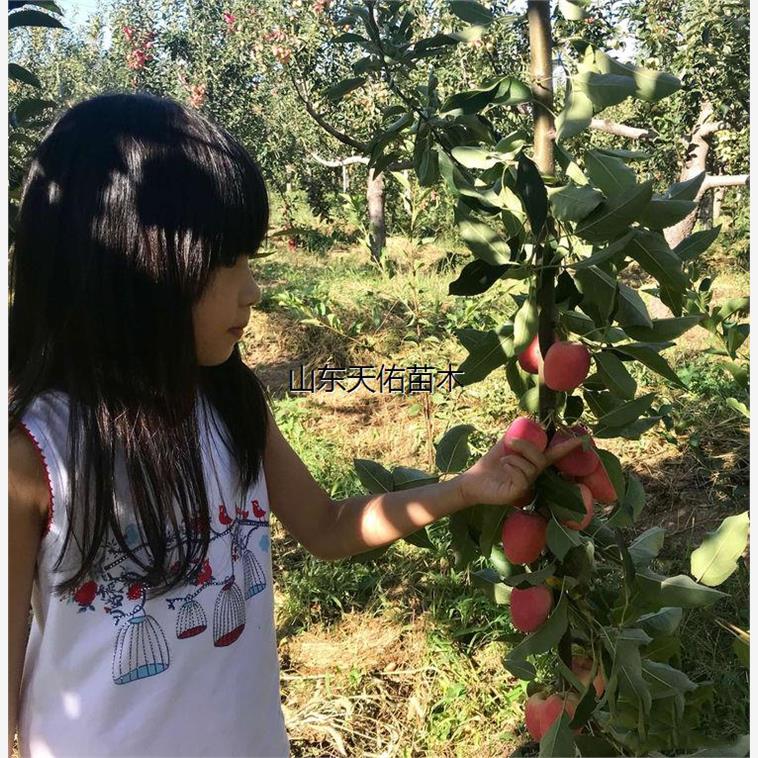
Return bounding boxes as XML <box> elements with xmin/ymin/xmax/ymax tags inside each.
<box><xmin>8</xmin><ymin>0</ymin><xmax>749</xmax><ymax>755</ymax></box>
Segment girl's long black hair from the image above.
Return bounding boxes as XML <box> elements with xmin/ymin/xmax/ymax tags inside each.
<box><xmin>9</xmin><ymin>92</ymin><xmax>272</xmax><ymax>599</ymax></box>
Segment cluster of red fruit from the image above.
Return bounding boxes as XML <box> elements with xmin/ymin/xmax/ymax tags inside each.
<box><xmin>222</xmin><ymin>11</ymin><xmax>237</xmax><ymax>32</ymax></box>
<box><xmin>501</xmin><ymin>415</ymin><xmax>615</xmax><ymax>634</ymax></box>
<box><xmin>263</xmin><ymin>28</ymin><xmax>292</xmax><ymax>64</ymax></box>
<box><xmin>526</xmin><ymin>654</ymin><xmax>605</xmax><ymax>740</ymax></box>
<box><xmin>123</xmin><ymin>26</ymin><xmax>155</xmax><ymax>71</ymax></box>
<box><xmin>312</xmin><ymin>0</ymin><xmax>331</xmax><ymax>13</ymax></box>
<box><xmin>188</xmin><ymin>82</ymin><xmax>207</xmax><ymax>109</ymax></box>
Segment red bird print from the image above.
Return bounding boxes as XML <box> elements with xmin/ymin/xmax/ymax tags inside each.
<box><xmin>235</xmin><ymin>503</ymin><xmax>249</xmax><ymax>519</ymax></box>
<box><xmin>194</xmin><ymin>558</ymin><xmax>212</xmax><ymax>585</ymax></box>
<box><xmin>219</xmin><ymin>504</ymin><xmax>233</xmax><ymax>526</ymax></box>
<box><xmin>252</xmin><ymin>499</ymin><xmax>266</xmax><ymax>519</ymax></box>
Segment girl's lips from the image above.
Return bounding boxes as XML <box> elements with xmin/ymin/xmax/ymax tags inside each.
<box><xmin>228</xmin><ymin>327</ymin><xmax>244</xmax><ymax>339</ymax></box>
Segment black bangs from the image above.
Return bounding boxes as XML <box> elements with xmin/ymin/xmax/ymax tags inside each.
<box><xmin>9</xmin><ymin>91</ymin><xmax>271</xmax><ymax>598</ymax></box>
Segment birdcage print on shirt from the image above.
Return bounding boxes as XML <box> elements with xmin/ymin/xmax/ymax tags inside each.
<box><xmin>176</xmin><ymin>599</ymin><xmax>207</xmax><ymax>639</ymax></box>
<box><xmin>213</xmin><ymin>578</ymin><xmax>246</xmax><ymax>647</ymax></box>
<box><xmin>241</xmin><ymin>548</ymin><xmax>266</xmax><ymax>599</ymax></box>
<box><xmin>112</xmin><ymin>613</ymin><xmax>170</xmax><ymax>685</ymax></box>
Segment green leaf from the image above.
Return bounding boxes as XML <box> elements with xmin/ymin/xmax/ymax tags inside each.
<box><xmin>8</xmin><ymin>63</ymin><xmax>41</xmax><ymax>88</ymax></box>
<box><xmin>505</xmin><ymin>564</ymin><xmax>557</xmax><ymax>589</ymax></box>
<box><xmin>513</xmin><ymin>294</ymin><xmax>539</xmax><ymax>354</ymax></box>
<box><xmin>628</xmin><ymin>527</ymin><xmax>665</xmax><ymax>568</ymax></box>
<box><xmin>674</xmin><ymin>226</ymin><xmax>721</xmax><ymax>262</ymax></box>
<box><xmin>575</xmin><ymin>71</ymin><xmax>636</xmax><ymax>110</ymax></box>
<box><xmin>638</xmin><ymin>198</ymin><xmax>698</xmax><ymax>230</ymax></box>
<box><xmin>516</xmin><ymin>154</ymin><xmax>548</xmax><ymax>236</ymax></box>
<box><xmin>596</xmin><ymin>449</ymin><xmax>624</xmax><ymax>501</ymax></box>
<box><xmin>519</xmin><ymin>386</ymin><xmax>540</xmax><ymax>413</ymax></box>
<box><xmin>324</xmin><ymin>76</ymin><xmax>367</xmax><ymax>101</ymax></box>
<box><xmin>613</xmin><ymin>343</ymin><xmax>685</xmax><ymax>387</ymax></box>
<box><xmin>558</xmin><ymin>0</ymin><xmax>588</xmax><ymax>20</ymax></box>
<box><xmin>441</xmin><ymin>75</ymin><xmax>529</xmax><ymax>114</ymax></box>
<box><xmin>449</xmin><ymin>259</ymin><xmax>512</xmax><ymax>296</ymax></box>
<box><xmin>471</xmin><ymin>568</ymin><xmax>512</xmax><ymax>604</ymax></box>
<box><xmin>635</xmin><ymin>570</ymin><xmax>727</xmax><ymax>610</ymax></box>
<box><xmin>9</xmin><ymin>8</ymin><xmax>65</xmax><ymax>29</ymax></box>
<box><xmin>575</xmin><ymin>181</ymin><xmax>654</xmax><ymax>243</ymax></box>
<box><xmin>457</xmin><ymin>215</ymin><xmax>511</xmax><ymax>265</ymax></box>
<box><xmin>585</xmin><ymin>150</ymin><xmax>636</xmax><ymax>196</ymax></box>
<box><xmin>624</xmin><ymin>316</ymin><xmax>701</xmax><ymax>343</ymax></box>
<box><xmin>575</xmin><ymin>266</ymin><xmax>617</xmax><ymax>324</ymax></box>
<box><xmin>725</xmin><ymin>397</ymin><xmax>750</xmax><ymax>419</ymax></box>
<box><xmin>450</xmin><ymin>145</ymin><xmax>499</xmax><ymax>169</ymax></box>
<box><xmin>616</xmin><ymin>283</ymin><xmax>653</xmax><ymax>329</ymax></box>
<box><xmin>403</xmin><ymin>526</ymin><xmax>437</xmax><ymax>550</ymax></box>
<box><xmin>455</xmin><ymin>324</ymin><xmax>514</xmax><ymax>384</ymax></box>
<box><xmin>537</xmin><ymin>469</ymin><xmax>586</xmax><ymax>516</ymax></box>
<box><xmin>624</xmin><ymin>230</ymin><xmax>688</xmax><ymax>293</ymax></box>
<box><xmin>539</xmin><ymin>713</ymin><xmax>576</xmax><ymax>757</ymax></box>
<box><xmin>392</xmin><ymin>466</ymin><xmax>439</xmax><ymax>490</ymax></box>
<box><xmin>548</xmin><ymin>183</ymin><xmax>604</xmax><ymax>222</ymax></box>
<box><xmin>555</xmin><ymin>143</ymin><xmax>588</xmax><ymax>185</ymax></box>
<box><xmin>353</xmin><ymin>459</ymin><xmax>393</xmax><ymax>494</ymax></box>
<box><xmin>570</xmin><ymin>231</ymin><xmax>635</xmax><ymax>270</ymax></box>
<box><xmin>449</xmin><ymin>511</ymin><xmax>479</xmax><ymax>570</ymax></box>
<box><xmin>584</xmin><ymin>47</ymin><xmax>681</xmax><ymax>102</ymax></box>
<box><xmin>547</xmin><ymin>518</ymin><xmax>584</xmax><ymax>560</ymax></box>
<box><xmin>638</xmin><ymin>607</ymin><xmax>683</xmax><ymax>637</ymax></box>
<box><xmin>606</xmin><ymin>473</ymin><xmax>645</xmax><ymax>528</ymax></box>
<box><xmin>555</xmin><ymin>89</ymin><xmax>594</xmax><ymax>141</ymax></box>
<box><xmin>435</xmin><ymin>424</ymin><xmax>476</xmax><ymax>474</ymax></box>
<box><xmin>595</xmin><ymin>393</ymin><xmax>655</xmax><ymax>428</ymax></box>
<box><xmin>666</xmin><ymin>171</ymin><xmax>706</xmax><ymax>201</ymax></box>
<box><xmin>596</xmin><ymin>147</ymin><xmax>652</xmax><ymax>162</ymax></box>
<box><xmin>449</xmin><ymin>0</ymin><xmax>493</xmax><ymax>25</ymax></box>
<box><xmin>573</xmin><ymin>736</ymin><xmax>619</xmax><ymax>757</ymax></box>
<box><xmin>690</xmin><ymin>511</ymin><xmax>749</xmax><ymax>587</ymax></box>
<box><xmin>11</xmin><ymin>97</ymin><xmax>56</xmax><ymax>126</ymax></box>
<box><xmin>595</xmin><ymin>351</ymin><xmax>637</xmax><ymax>400</ymax></box>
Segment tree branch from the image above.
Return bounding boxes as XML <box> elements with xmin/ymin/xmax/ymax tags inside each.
<box><xmin>309</xmin><ymin>153</ymin><xmax>368</xmax><ymax>168</ymax></box>
<box><xmin>700</xmin><ymin>174</ymin><xmax>749</xmax><ymax>193</ymax></box>
<box><xmin>590</xmin><ymin>118</ymin><xmax>658</xmax><ymax>140</ymax></box>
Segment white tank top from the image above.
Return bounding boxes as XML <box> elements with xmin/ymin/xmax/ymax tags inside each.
<box><xmin>16</xmin><ymin>389</ymin><xmax>290</xmax><ymax>758</ymax></box>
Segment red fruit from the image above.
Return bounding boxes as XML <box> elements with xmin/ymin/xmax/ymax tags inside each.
<box><xmin>503</xmin><ymin>417</ymin><xmax>548</xmax><ymax>456</ymax></box>
<box><xmin>543</xmin><ymin>341</ymin><xmax>591</xmax><ymax>392</ymax></box>
<box><xmin>74</xmin><ymin>580</ymin><xmax>98</xmax><ymax>606</ymax></box>
<box><xmin>517</xmin><ymin>335</ymin><xmax>541</xmax><ymax>374</ymax></box>
<box><xmin>510</xmin><ymin>585</ymin><xmax>553</xmax><ymax>633</ymax></box>
<box><xmin>525</xmin><ymin>691</ymin><xmax>577</xmax><ymax>742</ymax></box>
<box><xmin>571</xmin><ymin>655</ymin><xmax>606</xmax><ymax>697</ymax></box>
<box><xmin>548</xmin><ymin>426</ymin><xmax>600</xmax><ymax>477</ymax></box>
<box><xmin>525</xmin><ymin>691</ymin><xmax>549</xmax><ymax>741</ymax></box>
<box><xmin>502</xmin><ymin>511</ymin><xmax>547</xmax><ymax>564</ymax></box>
<box><xmin>562</xmin><ymin>483</ymin><xmax>594</xmax><ymax>531</ymax></box>
<box><xmin>578</xmin><ymin>460</ymin><xmax>617</xmax><ymax>504</ymax></box>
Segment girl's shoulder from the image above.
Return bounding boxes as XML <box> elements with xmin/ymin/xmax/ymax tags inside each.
<box><xmin>9</xmin><ymin>423</ymin><xmax>51</xmax><ymax>529</ymax></box>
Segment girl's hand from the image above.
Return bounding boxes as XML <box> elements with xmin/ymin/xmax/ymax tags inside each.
<box><xmin>456</xmin><ymin>434</ymin><xmax>586</xmax><ymax>508</ymax></box>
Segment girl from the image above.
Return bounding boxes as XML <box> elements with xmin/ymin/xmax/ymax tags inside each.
<box><xmin>8</xmin><ymin>92</ymin><xmax>581</xmax><ymax>758</ymax></box>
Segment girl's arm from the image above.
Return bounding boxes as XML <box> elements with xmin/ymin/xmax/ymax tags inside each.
<box><xmin>8</xmin><ymin>428</ymin><xmax>48</xmax><ymax>755</ymax></box>
<box><xmin>263</xmin><ymin>404</ymin><xmax>581</xmax><ymax>562</ymax></box>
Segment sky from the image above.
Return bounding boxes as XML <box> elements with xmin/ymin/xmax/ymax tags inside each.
<box><xmin>57</xmin><ymin>0</ymin><xmax>112</xmax><ymax>47</ymax></box>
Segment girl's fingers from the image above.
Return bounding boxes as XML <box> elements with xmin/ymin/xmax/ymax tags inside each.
<box><xmin>502</xmin><ymin>453</ymin><xmax>538</xmax><ymax>481</ymax></box>
<box><xmin>503</xmin><ymin>461</ymin><xmax>530</xmax><ymax>493</ymax></box>
<box><xmin>544</xmin><ymin>436</ymin><xmax>586</xmax><ymax>466</ymax></box>
<box><xmin>506</xmin><ymin>438</ymin><xmax>547</xmax><ymax>469</ymax></box>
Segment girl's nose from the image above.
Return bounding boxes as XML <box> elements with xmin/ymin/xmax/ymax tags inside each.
<box><xmin>244</xmin><ymin>272</ymin><xmax>261</xmax><ymax>308</ymax></box>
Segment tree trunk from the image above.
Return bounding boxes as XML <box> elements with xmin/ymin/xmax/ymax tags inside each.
<box><xmin>527</xmin><ymin>0</ymin><xmax>557</xmax><ymax>430</ymax></box>
<box><xmin>664</xmin><ymin>101</ymin><xmax>717</xmax><ymax>248</ymax></box>
<box><xmin>367</xmin><ymin>167</ymin><xmax>386</xmax><ymax>262</ymax></box>
<box><xmin>713</xmin><ymin>186</ymin><xmax>725</xmax><ymax>223</ymax></box>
